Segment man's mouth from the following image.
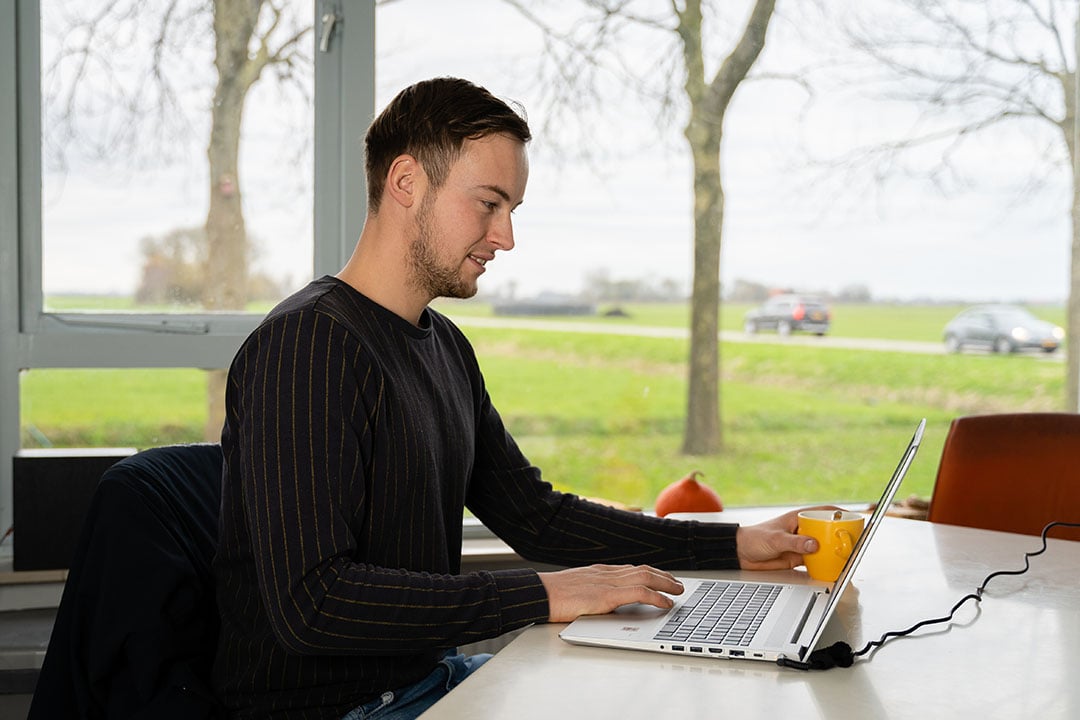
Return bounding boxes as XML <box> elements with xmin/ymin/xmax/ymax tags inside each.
<box><xmin>468</xmin><ymin>254</ymin><xmax>488</xmax><ymax>267</ymax></box>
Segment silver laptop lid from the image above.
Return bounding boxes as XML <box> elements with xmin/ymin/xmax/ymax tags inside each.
<box><xmin>800</xmin><ymin>418</ymin><xmax>926</xmax><ymax>653</ymax></box>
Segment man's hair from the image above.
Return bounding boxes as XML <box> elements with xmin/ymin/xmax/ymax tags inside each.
<box><xmin>364</xmin><ymin>77</ymin><xmax>531</xmax><ymax>213</ymax></box>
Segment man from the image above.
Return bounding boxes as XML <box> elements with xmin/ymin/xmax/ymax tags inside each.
<box><xmin>213</xmin><ymin>77</ymin><xmax>819</xmax><ymax>719</ymax></box>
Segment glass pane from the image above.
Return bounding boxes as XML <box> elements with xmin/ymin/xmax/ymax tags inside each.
<box><xmin>39</xmin><ymin>0</ymin><xmax>314</xmax><ymax>313</ymax></box>
<box><xmin>379</xmin><ymin>1</ymin><xmax>1068</xmax><ymax>510</ymax></box>
<box><xmin>20</xmin><ymin>368</ymin><xmax>209</xmax><ymax>449</ymax></box>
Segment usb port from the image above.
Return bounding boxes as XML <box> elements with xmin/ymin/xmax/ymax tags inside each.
<box><xmin>672</xmin><ymin>645</ymin><xmax>685</xmax><ymax>652</ymax></box>
<box><xmin>730</xmin><ymin>650</ymin><xmax>745</xmax><ymax>657</ymax></box>
<box><xmin>690</xmin><ymin>647</ymin><xmax>703</xmax><ymax>653</ymax></box>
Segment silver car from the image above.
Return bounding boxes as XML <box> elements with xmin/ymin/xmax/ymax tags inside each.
<box><xmin>943</xmin><ymin>305</ymin><xmax>1064</xmax><ymax>354</ymax></box>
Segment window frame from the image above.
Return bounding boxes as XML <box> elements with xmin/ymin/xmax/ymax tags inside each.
<box><xmin>0</xmin><ymin>0</ymin><xmax>375</xmax><ymax>540</ymax></box>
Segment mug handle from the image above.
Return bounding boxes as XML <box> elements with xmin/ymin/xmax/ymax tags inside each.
<box><xmin>834</xmin><ymin>529</ymin><xmax>854</xmax><ymax>558</ymax></box>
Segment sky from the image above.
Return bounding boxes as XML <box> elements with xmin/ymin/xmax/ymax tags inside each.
<box><xmin>38</xmin><ymin>0</ymin><xmax>1073</xmax><ymax>304</ymax></box>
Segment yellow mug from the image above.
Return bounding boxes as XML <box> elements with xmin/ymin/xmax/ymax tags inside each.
<box><xmin>797</xmin><ymin>510</ymin><xmax>865</xmax><ymax>582</ymax></box>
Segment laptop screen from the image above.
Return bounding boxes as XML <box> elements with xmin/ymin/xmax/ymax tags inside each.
<box><xmin>802</xmin><ymin>418</ymin><xmax>926</xmax><ymax>651</ymax></box>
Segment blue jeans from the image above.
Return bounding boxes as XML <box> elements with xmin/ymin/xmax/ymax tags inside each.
<box><xmin>340</xmin><ymin>652</ymin><xmax>492</xmax><ymax>720</ymax></box>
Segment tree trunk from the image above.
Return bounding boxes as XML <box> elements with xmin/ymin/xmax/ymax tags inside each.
<box><xmin>203</xmin><ymin>0</ymin><xmax>264</xmax><ymax>440</ymax></box>
<box><xmin>204</xmin><ymin>90</ymin><xmax>248</xmax><ymax>313</ymax></box>
<box><xmin>682</xmin><ymin>127</ymin><xmax>724</xmax><ymax>454</ymax></box>
<box><xmin>677</xmin><ymin>0</ymin><xmax>777</xmax><ymax>454</ymax></box>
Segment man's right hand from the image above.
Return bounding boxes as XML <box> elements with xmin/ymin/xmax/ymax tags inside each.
<box><xmin>538</xmin><ymin>564</ymin><xmax>685</xmax><ymax>623</ymax></box>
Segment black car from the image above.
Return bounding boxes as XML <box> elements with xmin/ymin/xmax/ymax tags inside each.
<box><xmin>743</xmin><ymin>294</ymin><xmax>831</xmax><ymax>336</ymax></box>
<box><xmin>943</xmin><ymin>305</ymin><xmax>1064</xmax><ymax>354</ymax></box>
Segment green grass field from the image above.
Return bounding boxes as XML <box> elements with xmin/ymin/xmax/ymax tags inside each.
<box><xmin>22</xmin><ymin>300</ymin><xmax>1067</xmax><ymax>509</ymax></box>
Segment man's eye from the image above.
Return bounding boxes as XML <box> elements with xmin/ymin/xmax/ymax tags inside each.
<box><xmin>482</xmin><ymin>201</ymin><xmax>498</xmax><ymax>211</ymax></box>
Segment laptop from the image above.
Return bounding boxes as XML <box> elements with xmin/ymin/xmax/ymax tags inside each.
<box><xmin>559</xmin><ymin>418</ymin><xmax>926</xmax><ymax>665</ymax></box>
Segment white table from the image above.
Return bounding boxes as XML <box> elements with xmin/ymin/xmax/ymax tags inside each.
<box><xmin>426</xmin><ymin>512</ymin><xmax>1080</xmax><ymax>719</ymax></box>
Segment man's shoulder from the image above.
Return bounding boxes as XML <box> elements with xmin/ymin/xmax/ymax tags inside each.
<box><xmin>251</xmin><ymin>277</ymin><xmax>436</xmax><ymax>357</ymax></box>
<box><xmin>255</xmin><ymin>276</ymin><xmax>376</xmax><ymax>335</ymax></box>
<box><xmin>230</xmin><ymin>278</ymin><xmax>354</xmax><ymax>360</ymax></box>
<box><xmin>263</xmin><ymin>276</ymin><xmax>346</xmax><ymax>322</ymax></box>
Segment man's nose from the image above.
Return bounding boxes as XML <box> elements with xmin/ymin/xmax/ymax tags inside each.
<box><xmin>489</xmin><ymin>212</ymin><xmax>515</xmax><ymax>252</ymax></box>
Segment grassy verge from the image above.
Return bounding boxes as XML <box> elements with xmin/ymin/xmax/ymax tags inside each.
<box><xmin>466</xmin><ymin>327</ymin><xmax>1061</xmax><ymax>508</ymax></box>
<box><xmin>20</xmin><ymin>368</ymin><xmax>209</xmax><ymax>448</ymax></box>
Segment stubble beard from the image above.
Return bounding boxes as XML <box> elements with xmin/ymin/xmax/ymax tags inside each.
<box><xmin>406</xmin><ymin>194</ymin><xmax>477</xmax><ymax>301</ymax></box>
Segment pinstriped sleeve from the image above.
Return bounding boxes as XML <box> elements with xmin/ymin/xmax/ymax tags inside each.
<box><xmin>230</xmin><ymin>310</ymin><xmax>548</xmax><ymax>656</ymax></box>
<box><xmin>467</xmin><ymin>389</ymin><xmax>741</xmax><ymax>571</ymax></box>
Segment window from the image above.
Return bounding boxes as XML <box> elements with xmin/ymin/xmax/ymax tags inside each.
<box><xmin>0</xmin><ymin>0</ymin><xmax>373</xmax><ymax>534</ymax></box>
<box><xmin>3</xmin><ymin>0</ymin><xmax>1076</xmax><ymax>531</ymax></box>
<box><xmin>35</xmin><ymin>0</ymin><xmax>319</xmax><ymax>321</ymax></box>
<box><xmin>374</xmin><ymin>1</ymin><xmax>1075</xmax><ymax>511</ymax></box>
<box><xmin>20</xmin><ymin>368</ymin><xmax>211</xmax><ymax>448</ymax></box>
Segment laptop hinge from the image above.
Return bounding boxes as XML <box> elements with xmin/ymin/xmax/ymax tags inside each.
<box><xmin>787</xmin><ymin>594</ymin><xmax>818</xmax><ymax>645</ymax></box>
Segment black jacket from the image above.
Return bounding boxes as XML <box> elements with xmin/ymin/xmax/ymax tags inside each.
<box><xmin>28</xmin><ymin>443</ymin><xmax>224</xmax><ymax>719</ymax></box>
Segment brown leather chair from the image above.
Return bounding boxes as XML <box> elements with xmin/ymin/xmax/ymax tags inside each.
<box><xmin>927</xmin><ymin>413</ymin><xmax>1080</xmax><ymax>541</ymax></box>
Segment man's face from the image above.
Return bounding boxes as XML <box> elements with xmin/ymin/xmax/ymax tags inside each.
<box><xmin>406</xmin><ymin>133</ymin><xmax>529</xmax><ymax>301</ymax></box>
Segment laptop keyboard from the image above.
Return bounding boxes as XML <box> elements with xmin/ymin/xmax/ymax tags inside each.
<box><xmin>653</xmin><ymin>580</ymin><xmax>781</xmax><ymax>646</ymax></box>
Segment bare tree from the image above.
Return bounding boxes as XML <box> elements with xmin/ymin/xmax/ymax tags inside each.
<box><xmin>44</xmin><ymin>0</ymin><xmax>312</xmax><ymax>438</ymax></box>
<box><xmin>503</xmin><ymin>0</ymin><xmax>779</xmax><ymax>454</ymax></box>
<box><xmin>831</xmin><ymin>0</ymin><xmax>1080</xmax><ymax>410</ymax></box>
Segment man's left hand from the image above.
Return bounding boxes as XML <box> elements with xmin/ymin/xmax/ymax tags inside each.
<box><xmin>735</xmin><ymin>507</ymin><xmax>833</xmax><ymax>570</ymax></box>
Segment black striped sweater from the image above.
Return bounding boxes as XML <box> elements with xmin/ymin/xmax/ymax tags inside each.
<box><xmin>212</xmin><ymin>276</ymin><xmax>740</xmax><ymax>718</ymax></box>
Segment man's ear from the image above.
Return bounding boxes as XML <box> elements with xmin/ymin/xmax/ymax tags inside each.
<box><xmin>385</xmin><ymin>154</ymin><xmax>426</xmax><ymax>209</ymax></box>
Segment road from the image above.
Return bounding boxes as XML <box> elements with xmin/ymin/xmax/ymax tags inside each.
<box><xmin>449</xmin><ymin>315</ymin><xmax>1064</xmax><ymax>361</ymax></box>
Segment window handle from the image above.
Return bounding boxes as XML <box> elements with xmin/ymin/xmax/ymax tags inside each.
<box><xmin>319</xmin><ymin>12</ymin><xmax>338</xmax><ymax>53</ymax></box>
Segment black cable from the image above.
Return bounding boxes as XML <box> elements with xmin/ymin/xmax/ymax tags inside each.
<box><xmin>851</xmin><ymin>590</ymin><xmax>980</xmax><ymax>659</ymax></box>
<box><xmin>778</xmin><ymin>520</ymin><xmax>1080</xmax><ymax>671</ymax></box>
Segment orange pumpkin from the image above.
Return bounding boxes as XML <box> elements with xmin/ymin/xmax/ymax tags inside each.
<box><xmin>654</xmin><ymin>471</ymin><xmax>724</xmax><ymax>517</ymax></box>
